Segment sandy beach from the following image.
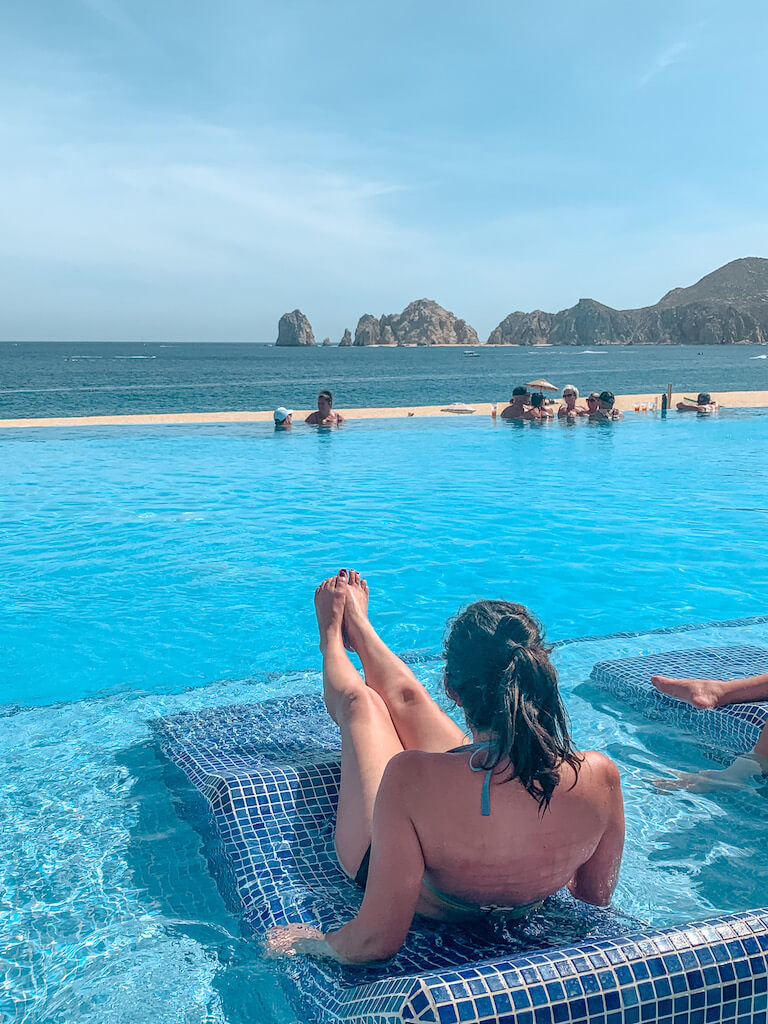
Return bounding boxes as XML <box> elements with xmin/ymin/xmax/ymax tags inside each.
<box><xmin>1</xmin><ymin>390</ymin><xmax>767</xmax><ymax>429</ymax></box>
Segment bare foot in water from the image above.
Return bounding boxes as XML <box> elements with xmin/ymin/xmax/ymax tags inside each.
<box><xmin>651</xmin><ymin>675</ymin><xmax>725</xmax><ymax>709</ymax></box>
<box><xmin>341</xmin><ymin>569</ymin><xmax>372</xmax><ymax>653</ymax></box>
<box><xmin>315</xmin><ymin>572</ymin><xmax>348</xmax><ymax>653</ymax></box>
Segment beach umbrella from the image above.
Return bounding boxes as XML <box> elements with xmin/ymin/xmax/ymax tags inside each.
<box><xmin>526</xmin><ymin>378</ymin><xmax>558</xmax><ymax>392</ymax></box>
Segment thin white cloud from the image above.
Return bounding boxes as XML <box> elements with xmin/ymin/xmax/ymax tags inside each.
<box><xmin>638</xmin><ymin>40</ymin><xmax>691</xmax><ymax>87</ymax></box>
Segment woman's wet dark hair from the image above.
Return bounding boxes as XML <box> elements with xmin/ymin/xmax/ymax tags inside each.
<box><xmin>443</xmin><ymin>600</ymin><xmax>582</xmax><ymax>812</ymax></box>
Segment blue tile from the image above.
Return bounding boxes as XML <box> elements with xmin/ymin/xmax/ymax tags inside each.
<box><xmin>570</xmin><ymin>998</ymin><xmax>587</xmax><ymax>1018</ymax></box>
<box><xmin>493</xmin><ymin>992</ymin><xmax>513</xmax><ymax>1014</ymax></box>
<box><xmin>437</xmin><ymin>1003</ymin><xmax>458</xmax><ymax>1024</ymax></box>
<box><xmin>546</xmin><ymin>981</ymin><xmax>565</xmax><ymax>1001</ymax></box>
<box><xmin>512</xmin><ymin>989</ymin><xmax>532</xmax><ymax>1009</ymax></box>
<box><xmin>474</xmin><ymin>996</ymin><xmax>493</xmax><ymax>1017</ymax></box>
<box><xmin>529</xmin><ymin>986</ymin><xmax>548</xmax><ymax>1006</ymax></box>
<box><xmin>621</xmin><ymin>988</ymin><xmax>639</xmax><ymax>1007</ymax></box>
<box><xmin>457</xmin><ymin>999</ymin><xmax>476</xmax><ymax>1022</ymax></box>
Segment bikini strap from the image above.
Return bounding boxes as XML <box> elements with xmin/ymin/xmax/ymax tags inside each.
<box><xmin>468</xmin><ymin>741</ymin><xmax>493</xmax><ymax>817</ymax></box>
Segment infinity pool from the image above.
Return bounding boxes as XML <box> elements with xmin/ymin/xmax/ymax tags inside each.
<box><xmin>2</xmin><ymin>411</ymin><xmax>768</xmax><ymax>1023</ymax></box>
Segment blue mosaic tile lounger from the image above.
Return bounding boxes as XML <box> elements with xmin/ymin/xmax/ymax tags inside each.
<box><xmin>155</xmin><ymin>652</ymin><xmax>768</xmax><ymax>1023</ymax></box>
<box><xmin>589</xmin><ymin>644</ymin><xmax>768</xmax><ymax>759</ymax></box>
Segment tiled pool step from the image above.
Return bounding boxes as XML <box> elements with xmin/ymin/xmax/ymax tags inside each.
<box><xmin>590</xmin><ymin>644</ymin><xmax>768</xmax><ymax>757</ymax></box>
<box><xmin>155</xmin><ymin>645</ymin><xmax>768</xmax><ymax>1024</ymax></box>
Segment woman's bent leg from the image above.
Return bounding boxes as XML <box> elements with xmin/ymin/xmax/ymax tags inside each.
<box><xmin>342</xmin><ymin>570</ymin><xmax>467</xmax><ymax>752</ymax></box>
<box><xmin>315</xmin><ymin>574</ymin><xmax>404</xmax><ymax>877</ymax></box>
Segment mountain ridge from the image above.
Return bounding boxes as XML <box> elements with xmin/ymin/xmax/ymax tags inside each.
<box><xmin>274</xmin><ymin>258</ymin><xmax>768</xmax><ymax>345</ymax></box>
<box><xmin>487</xmin><ymin>258</ymin><xmax>768</xmax><ymax>345</ymax></box>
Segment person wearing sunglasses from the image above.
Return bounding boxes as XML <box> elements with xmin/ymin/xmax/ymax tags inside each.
<box><xmin>558</xmin><ymin>386</ymin><xmax>587</xmax><ymax>419</ymax></box>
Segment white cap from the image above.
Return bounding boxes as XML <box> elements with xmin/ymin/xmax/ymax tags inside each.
<box><xmin>273</xmin><ymin>407</ymin><xmax>293</xmax><ymax>422</ymax></box>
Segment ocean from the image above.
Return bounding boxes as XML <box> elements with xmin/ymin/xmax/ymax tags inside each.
<box><xmin>2</xmin><ymin>341</ymin><xmax>768</xmax><ymax>419</ymax></box>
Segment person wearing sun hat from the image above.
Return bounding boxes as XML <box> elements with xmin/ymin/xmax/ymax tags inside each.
<box><xmin>273</xmin><ymin>407</ymin><xmax>293</xmax><ymax>429</ymax></box>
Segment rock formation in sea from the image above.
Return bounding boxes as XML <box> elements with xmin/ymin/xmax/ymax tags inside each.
<box><xmin>487</xmin><ymin>257</ymin><xmax>768</xmax><ymax>345</ymax></box>
<box><xmin>322</xmin><ymin>337</ymin><xmax>331</xmax><ymax>346</ymax></box>
<box><xmin>275</xmin><ymin>309</ymin><xmax>316</xmax><ymax>347</ymax></box>
<box><xmin>353</xmin><ymin>299</ymin><xmax>480</xmax><ymax>346</ymax></box>
<box><xmin>339</xmin><ymin>328</ymin><xmax>352</xmax><ymax>347</ymax></box>
<box><xmin>354</xmin><ymin>314</ymin><xmax>380</xmax><ymax>346</ymax></box>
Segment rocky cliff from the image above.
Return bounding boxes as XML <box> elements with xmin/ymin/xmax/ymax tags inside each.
<box><xmin>354</xmin><ymin>299</ymin><xmax>480</xmax><ymax>346</ymax></box>
<box><xmin>487</xmin><ymin>257</ymin><xmax>768</xmax><ymax>345</ymax></box>
<box><xmin>339</xmin><ymin>328</ymin><xmax>352</xmax><ymax>347</ymax></box>
<box><xmin>275</xmin><ymin>309</ymin><xmax>316</xmax><ymax>346</ymax></box>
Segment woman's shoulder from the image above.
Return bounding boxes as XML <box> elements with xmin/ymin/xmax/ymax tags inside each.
<box><xmin>574</xmin><ymin>750</ymin><xmax>622</xmax><ymax>787</ymax></box>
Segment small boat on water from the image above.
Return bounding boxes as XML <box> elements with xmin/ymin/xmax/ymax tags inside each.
<box><xmin>464</xmin><ymin>350</ymin><xmax>480</xmax><ymax>357</ymax></box>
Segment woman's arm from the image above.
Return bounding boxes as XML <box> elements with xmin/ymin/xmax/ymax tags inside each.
<box><xmin>326</xmin><ymin>752</ymin><xmax>425</xmax><ymax>962</ymax></box>
<box><xmin>267</xmin><ymin>752</ymin><xmax>425</xmax><ymax>964</ymax></box>
<box><xmin>568</xmin><ymin>755</ymin><xmax>625</xmax><ymax>907</ymax></box>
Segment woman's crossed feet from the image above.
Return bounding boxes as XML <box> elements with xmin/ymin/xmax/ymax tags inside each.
<box><xmin>315</xmin><ymin>568</ymin><xmax>373</xmax><ymax>656</ymax></box>
<box><xmin>651</xmin><ymin>674</ymin><xmax>725</xmax><ymax>709</ymax></box>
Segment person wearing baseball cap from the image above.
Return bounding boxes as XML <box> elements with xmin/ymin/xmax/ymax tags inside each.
<box><xmin>273</xmin><ymin>407</ymin><xmax>293</xmax><ymax>429</ymax></box>
<box><xmin>589</xmin><ymin>391</ymin><xmax>623</xmax><ymax>421</ymax></box>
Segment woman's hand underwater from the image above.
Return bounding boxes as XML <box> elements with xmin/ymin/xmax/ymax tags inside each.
<box><xmin>265</xmin><ymin>924</ymin><xmax>348</xmax><ymax>962</ymax></box>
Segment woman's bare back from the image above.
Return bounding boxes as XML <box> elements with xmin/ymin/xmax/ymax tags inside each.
<box><xmin>405</xmin><ymin>746</ymin><xmax>624</xmax><ymax>919</ymax></box>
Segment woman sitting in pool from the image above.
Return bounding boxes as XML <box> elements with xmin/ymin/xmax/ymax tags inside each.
<box><xmin>268</xmin><ymin>571</ymin><xmax>625</xmax><ymax>964</ymax></box>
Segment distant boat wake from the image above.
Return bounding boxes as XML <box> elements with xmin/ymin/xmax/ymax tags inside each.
<box><xmin>750</xmin><ymin>354</ymin><xmax>767</xmax><ymax>359</ymax></box>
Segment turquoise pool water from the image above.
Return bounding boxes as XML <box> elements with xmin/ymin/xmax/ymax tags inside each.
<box><xmin>2</xmin><ymin>411</ymin><xmax>768</xmax><ymax>1023</ymax></box>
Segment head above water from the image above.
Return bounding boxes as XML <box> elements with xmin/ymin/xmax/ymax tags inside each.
<box><xmin>562</xmin><ymin>385</ymin><xmax>579</xmax><ymax>401</ymax></box>
<box><xmin>511</xmin><ymin>385</ymin><xmax>529</xmax><ymax>399</ymax></box>
<box><xmin>530</xmin><ymin>392</ymin><xmax>544</xmax><ymax>408</ymax></box>
<box><xmin>443</xmin><ymin>600</ymin><xmax>581</xmax><ymax>811</ymax></box>
<box><xmin>697</xmin><ymin>392</ymin><xmax>711</xmax><ymax>405</ymax></box>
<box><xmin>598</xmin><ymin>391</ymin><xmax>615</xmax><ymax>409</ymax></box>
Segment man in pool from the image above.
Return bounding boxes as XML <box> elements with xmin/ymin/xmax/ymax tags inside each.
<box><xmin>500</xmin><ymin>386</ymin><xmax>531</xmax><ymax>420</ymax></box>
<box><xmin>268</xmin><ymin>571</ymin><xmax>625</xmax><ymax>963</ymax></box>
<box><xmin>590</xmin><ymin>391</ymin><xmax>623</xmax><ymax>421</ymax></box>
<box><xmin>652</xmin><ymin>670</ymin><xmax>768</xmax><ymax>791</ymax></box>
<box><xmin>585</xmin><ymin>392</ymin><xmax>600</xmax><ymax>416</ymax></box>
<box><xmin>305</xmin><ymin>390</ymin><xmax>345</xmax><ymax>425</ymax></box>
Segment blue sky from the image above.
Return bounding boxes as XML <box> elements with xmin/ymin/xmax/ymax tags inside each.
<box><xmin>1</xmin><ymin>0</ymin><xmax>768</xmax><ymax>341</ymax></box>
